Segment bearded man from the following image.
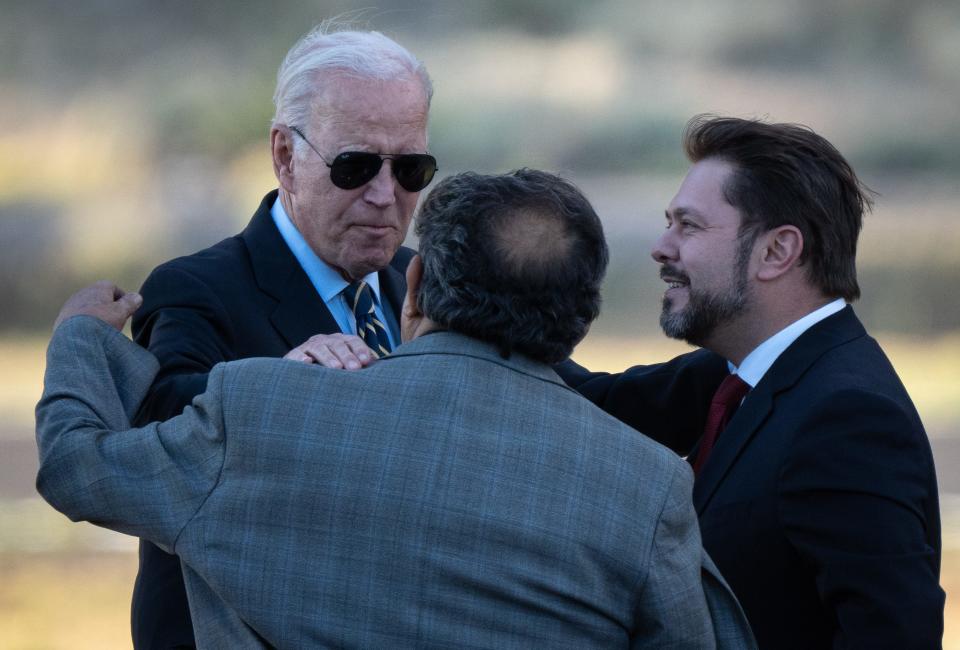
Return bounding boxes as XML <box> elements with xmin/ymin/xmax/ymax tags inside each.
<box><xmin>561</xmin><ymin>115</ymin><xmax>943</xmax><ymax>649</ymax></box>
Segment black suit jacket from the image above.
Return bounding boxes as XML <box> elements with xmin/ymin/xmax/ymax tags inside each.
<box><xmin>564</xmin><ymin>307</ymin><xmax>944</xmax><ymax>649</ymax></box>
<box><xmin>130</xmin><ymin>190</ymin><xmax>413</xmax><ymax>649</ymax></box>
<box><xmin>557</xmin><ymin>347</ymin><xmax>729</xmax><ymax>456</ymax></box>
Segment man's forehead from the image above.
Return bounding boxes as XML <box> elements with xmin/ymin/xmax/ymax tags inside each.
<box><xmin>312</xmin><ymin>74</ymin><xmax>428</xmax><ymax>117</ymax></box>
<box><xmin>685</xmin><ymin>158</ymin><xmax>734</xmax><ymax>190</ymax></box>
<box><xmin>665</xmin><ymin>159</ymin><xmax>742</xmax><ymax>228</ymax></box>
<box><xmin>672</xmin><ymin>160</ymin><xmax>734</xmax><ymax>204</ymax></box>
<box><xmin>302</xmin><ymin>79</ymin><xmax>428</xmax><ymax>149</ymax></box>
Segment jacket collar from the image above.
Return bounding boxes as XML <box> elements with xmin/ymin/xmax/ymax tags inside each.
<box><xmin>693</xmin><ymin>305</ymin><xmax>867</xmax><ymax>512</ymax></box>
<box><xmin>386</xmin><ymin>330</ymin><xmax>569</xmax><ymax>388</ymax></box>
<box><xmin>241</xmin><ymin>190</ymin><xmax>409</xmax><ymax>349</ymax></box>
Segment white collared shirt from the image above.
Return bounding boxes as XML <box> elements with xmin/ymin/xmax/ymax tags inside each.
<box><xmin>270</xmin><ymin>197</ymin><xmax>399</xmax><ymax>347</ymax></box>
<box><xmin>731</xmin><ymin>298</ymin><xmax>847</xmax><ymax>388</ymax></box>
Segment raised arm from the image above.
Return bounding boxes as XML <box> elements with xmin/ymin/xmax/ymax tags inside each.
<box><xmin>557</xmin><ymin>348</ymin><xmax>729</xmax><ymax>455</ymax></box>
<box><xmin>36</xmin><ymin>285</ymin><xmax>227</xmax><ymax>551</ymax></box>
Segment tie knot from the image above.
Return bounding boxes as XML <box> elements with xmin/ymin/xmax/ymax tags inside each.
<box><xmin>342</xmin><ymin>281</ymin><xmax>374</xmax><ymax>315</ymax></box>
<box><xmin>712</xmin><ymin>373</ymin><xmax>751</xmax><ymax>408</ymax></box>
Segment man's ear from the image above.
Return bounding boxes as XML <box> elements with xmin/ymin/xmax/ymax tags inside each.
<box><xmin>756</xmin><ymin>225</ymin><xmax>804</xmax><ymax>281</ymax></box>
<box><xmin>400</xmin><ymin>255</ymin><xmax>425</xmax><ymax>343</ymax></box>
<box><xmin>403</xmin><ymin>255</ymin><xmax>424</xmax><ymax>316</ymax></box>
<box><xmin>271</xmin><ymin>126</ymin><xmax>296</xmax><ymax>192</ymax></box>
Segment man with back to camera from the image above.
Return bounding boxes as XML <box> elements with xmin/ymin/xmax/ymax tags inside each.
<box><xmin>560</xmin><ymin>115</ymin><xmax>944</xmax><ymax>648</ymax></box>
<box><xmin>37</xmin><ymin>169</ymin><xmax>756</xmax><ymax>649</ymax></box>
<box><xmin>129</xmin><ymin>24</ymin><xmax>438</xmax><ymax>647</ymax></box>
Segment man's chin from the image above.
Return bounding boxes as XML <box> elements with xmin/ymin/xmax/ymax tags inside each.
<box><xmin>659</xmin><ymin>310</ymin><xmax>687</xmax><ymax>341</ymax></box>
<box><xmin>343</xmin><ymin>253</ymin><xmax>396</xmax><ymax>281</ymax></box>
<box><xmin>659</xmin><ymin>307</ymin><xmax>703</xmax><ymax>346</ymax></box>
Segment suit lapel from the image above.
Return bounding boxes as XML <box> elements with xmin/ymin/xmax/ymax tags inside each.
<box><xmin>693</xmin><ymin>306</ymin><xmax>867</xmax><ymax>513</ymax></box>
<box><xmin>242</xmin><ymin>191</ymin><xmax>414</xmax><ymax>349</ymax></box>
<box><xmin>242</xmin><ymin>191</ymin><xmax>340</xmax><ymax>349</ymax></box>
<box><xmin>692</xmin><ymin>382</ymin><xmax>775</xmax><ymax>513</ymax></box>
<box><xmin>381</xmin><ymin>245</ymin><xmax>414</xmax><ymax>314</ymax></box>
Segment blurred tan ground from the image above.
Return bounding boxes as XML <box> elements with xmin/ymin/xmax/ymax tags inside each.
<box><xmin>0</xmin><ymin>553</ymin><xmax>138</xmax><ymax>649</ymax></box>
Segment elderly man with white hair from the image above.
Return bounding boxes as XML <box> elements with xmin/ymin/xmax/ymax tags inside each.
<box><xmin>128</xmin><ymin>24</ymin><xmax>437</xmax><ymax>648</ymax></box>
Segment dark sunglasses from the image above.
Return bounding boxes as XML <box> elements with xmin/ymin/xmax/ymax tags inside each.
<box><xmin>290</xmin><ymin>126</ymin><xmax>437</xmax><ymax>192</ymax></box>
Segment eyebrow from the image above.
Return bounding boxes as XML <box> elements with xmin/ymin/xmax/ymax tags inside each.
<box><xmin>665</xmin><ymin>206</ymin><xmax>702</xmax><ymax>220</ymax></box>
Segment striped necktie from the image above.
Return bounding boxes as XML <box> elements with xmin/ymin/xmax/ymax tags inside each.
<box><xmin>342</xmin><ymin>281</ymin><xmax>392</xmax><ymax>357</ymax></box>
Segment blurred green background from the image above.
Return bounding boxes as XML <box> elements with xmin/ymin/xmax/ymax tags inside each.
<box><xmin>2</xmin><ymin>1</ymin><xmax>958</xmax><ymax>647</ymax></box>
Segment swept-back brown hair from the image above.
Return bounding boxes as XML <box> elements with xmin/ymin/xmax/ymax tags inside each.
<box><xmin>684</xmin><ymin>115</ymin><xmax>872</xmax><ymax>301</ymax></box>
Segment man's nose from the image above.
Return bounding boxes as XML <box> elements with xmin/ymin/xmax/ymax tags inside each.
<box><xmin>651</xmin><ymin>228</ymin><xmax>677</xmax><ymax>264</ymax></box>
<box><xmin>363</xmin><ymin>161</ymin><xmax>398</xmax><ymax>208</ymax></box>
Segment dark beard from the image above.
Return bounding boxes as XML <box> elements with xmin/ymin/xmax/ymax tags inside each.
<box><xmin>659</xmin><ymin>283</ymin><xmax>746</xmax><ymax>346</ymax></box>
<box><xmin>659</xmin><ymin>235</ymin><xmax>752</xmax><ymax>346</ymax></box>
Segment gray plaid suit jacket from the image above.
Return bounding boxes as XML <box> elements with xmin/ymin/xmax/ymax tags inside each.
<box><xmin>37</xmin><ymin>316</ymin><xmax>755</xmax><ymax>649</ymax></box>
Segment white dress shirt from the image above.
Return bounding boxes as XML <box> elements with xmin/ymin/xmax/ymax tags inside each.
<box><xmin>731</xmin><ymin>298</ymin><xmax>847</xmax><ymax>388</ymax></box>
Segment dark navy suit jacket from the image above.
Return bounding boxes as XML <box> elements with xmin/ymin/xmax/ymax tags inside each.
<box><xmin>130</xmin><ymin>190</ymin><xmax>412</xmax><ymax>649</ymax></box>
<box><xmin>561</xmin><ymin>307</ymin><xmax>944</xmax><ymax>649</ymax></box>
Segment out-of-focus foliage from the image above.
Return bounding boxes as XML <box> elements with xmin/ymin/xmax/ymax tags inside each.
<box><xmin>1</xmin><ymin>0</ymin><xmax>958</xmax><ymax>332</ymax></box>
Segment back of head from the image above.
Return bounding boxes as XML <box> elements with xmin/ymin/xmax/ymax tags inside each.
<box><xmin>272</xmin><ymin>21</ymin><xmax>433</xmax><ymax>129</ymax></box>
<box><xmin>683</xmin><ymin>115</ymin><xmax>872</xmax><ymax>301</ymax></box>
<box><xmin>415</xmin><ymin>169</ymin><xmax>609</xmax><ymax>364</ymax></box>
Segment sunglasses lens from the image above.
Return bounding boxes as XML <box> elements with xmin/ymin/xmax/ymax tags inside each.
<box><xmin>393</xmin><ymin>154</ymin><xmax>438</xmax><ymax>192</ymax></box>
<box><xmin>328</xmin><ymin>152</ymin><xmax>437</xmax><ymax>192</ymax></box>
<box><xmin>329</xmin><ymin>152</ymin><xmax>383</xmax><ymax>190</ymax></box>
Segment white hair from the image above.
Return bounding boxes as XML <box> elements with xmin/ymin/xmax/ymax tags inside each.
<box><xmin>272</xmin><ymin>23</ymin><xmax>433</xmax><ymax>132</ymax></box>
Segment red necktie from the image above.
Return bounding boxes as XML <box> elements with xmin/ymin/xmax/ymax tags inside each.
<box><xmin>693</xmin><ymin>374</ymin><xmax>750</xmax><ymax>475</ymax></box>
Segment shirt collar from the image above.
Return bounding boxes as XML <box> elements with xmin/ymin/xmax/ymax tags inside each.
<box><xmin>732</xmin><ymin>298</ymin><xmax>846</xmax><ymax>387</ymax></box>
<box><xmin>270</xmin><ymin>195</ymin><xmax>383</xmax><ymax>304</ymax></box>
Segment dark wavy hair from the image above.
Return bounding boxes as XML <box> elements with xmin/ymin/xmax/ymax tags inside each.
<box><xmin>415</xmin><ymin>169</ymin><xmax>608</xmax><ymax>363</ymax></box>
<box><xmin>684</xmin><ymin>115</ymin><xmax>873</xmax><ymax>301</ymax></box>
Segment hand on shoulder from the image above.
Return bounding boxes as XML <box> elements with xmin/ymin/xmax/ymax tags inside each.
<box><xmin>284</xmin><ymin>333</ymin><xmax>377</xmax><ymax>370</ymax></box>
<box><xmin>54</xmin><ymin>281</ymin><xmax>142</xmax><ymax>332</ymax></box>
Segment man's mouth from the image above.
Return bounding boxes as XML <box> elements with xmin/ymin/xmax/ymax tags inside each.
<box><xmin>353</xmin><ymin>223</ymin><xmax>394</xmax><ymax>235</ymax></box>
<box><xmin>660</xmin><ymin>267</ymin><xmax>690</xmax><ymax>309</ymax></box>
<box><xmin>660</xmin><ymin>266</ymin><xmax>690</xmax><ymax>289</ymax></box>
